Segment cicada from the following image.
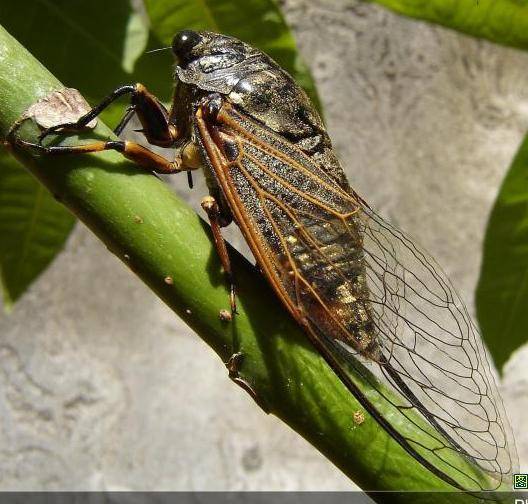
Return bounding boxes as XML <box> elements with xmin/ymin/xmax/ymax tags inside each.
<box><xmin>13</xmin><ymin>30</ymin><xmax>517</xmax><ymax>491</ymax></box>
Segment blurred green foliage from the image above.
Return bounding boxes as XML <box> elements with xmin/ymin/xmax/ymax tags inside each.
<box><xmin>369</xmin><ymin>0</ymin><xmax>528</xmax><ymax>52</ymax></box>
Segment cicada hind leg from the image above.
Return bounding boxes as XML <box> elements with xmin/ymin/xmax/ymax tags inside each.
<box><xmin>196</xmin><ymin>94</ymin><xmax>241</xmax><ymax>318</ymax></box>
<box><xmin>200</xmin><ymin>195</ymin><xmax>238</xmax><ymax>316</ymax></box>
<box><xmin>197</xmin><ymin>95</ymin><xmax>268</xmax><ymax>407</ymax></box>
<box><xmin>200</xmin><ymin>194</ymin><xmax>259</xmax><ymax>404</ymax></box>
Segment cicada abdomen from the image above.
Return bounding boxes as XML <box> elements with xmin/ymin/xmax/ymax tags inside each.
<box><xmin>26</xmin><ymin>29</ymin><xmax>518</xmax><ymax>492</ymax></box>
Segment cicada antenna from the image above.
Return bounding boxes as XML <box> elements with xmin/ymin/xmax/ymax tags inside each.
<box><xmin>145</xmin><ymin>46</ymin><xmax>171</xmax><ymax>54</ymax></box>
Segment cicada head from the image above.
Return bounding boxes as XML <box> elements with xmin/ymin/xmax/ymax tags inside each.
<box><xmin>172</xmin><ymin>30</ymin><xmax>328</xmax><ymax>152</ymax></box>
<box><xmin>172</xmin><ymin>30</ymin><xmax>267</xmax><ymax>94</ymax></box>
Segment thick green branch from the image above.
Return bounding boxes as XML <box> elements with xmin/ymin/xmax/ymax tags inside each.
<box><xmin>0</xmin><ymin>25</ymin><xmax>498</xmax><ymax>501</ymax></box>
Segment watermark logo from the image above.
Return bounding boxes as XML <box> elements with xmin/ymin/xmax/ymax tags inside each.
<box><xmin>514</xmin><ymin>473</ymin><xmax>528</xmax><ymax>490</ymax></box>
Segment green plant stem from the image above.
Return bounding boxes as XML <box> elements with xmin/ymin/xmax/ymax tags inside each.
<box><xmin>0</xmin><ymin>25</ymin><xmax>501</xmax><ymax>502</ymax></box>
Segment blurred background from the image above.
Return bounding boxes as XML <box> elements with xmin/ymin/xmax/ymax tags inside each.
<box><xmin>0</xmin><ymin>0</ymin><xmax>527</xmax><ymax>490</ymax></box>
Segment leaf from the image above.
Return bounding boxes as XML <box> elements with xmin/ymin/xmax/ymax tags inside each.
<box><xmin>476</xmin><ymin>133</ymin><xmax>528</xmax><ymax>371</ymax></box>
<box><xmin>0</xmin><ymin>0</ymin><xmax>149</xmax><ymax>306</ymax></box>
<box><xmin>122</xmin><ymin>10</ymin><xmax>150</xmax><ymax>74</ymax></box>
<box><xmin>0</xmin><ymin>0</ymin><xmax>149</xmax><ymax>104</ymax></box>
<box><xmin>0</xmin><ymin>148</ymin><xmax>75</xmax><ymax>308</ymax></box>
<box><xmin>368</xmin><ymin>0</ymin><xmax>528</xmax><ymax>51</ymax></box>
<box><xmin>143</xmin><ymin>0</ymin><xmax>322</xmax><ymax>112</ymax></box>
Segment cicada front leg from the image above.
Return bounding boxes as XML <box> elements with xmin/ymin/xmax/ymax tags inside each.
<box><xmin>37</xmin><ymin>83</ymin><xmax>177</xmax><ymax>147</ymax></box>
<box><xmin>11</xmin><ymin>83</ymin><xmax>198</xmax><ymax>176</ymax></box>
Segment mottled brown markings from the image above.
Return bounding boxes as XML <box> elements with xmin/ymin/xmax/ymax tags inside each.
<box><xmin>224</xmin><ymin>145</ymin><xmax>372</xmax><ymax>341</ymax></box>
<box><xmin>201</xmin><ymin>102</ymin><xmax>378</xmax><ymax>359</ymax></box>
<box><xmin>222</xmin><ymin>138</ymin><xmax>240</xmax><ymax>162</ymax></box>
<box><xmin>233</xmin><ymin>164</ymin><xmax>368</xmax><ymax>348</ymax></box>
<box><xmin>239</xmin><ymin>150</ymin><xmax>357</xmax><ymax>220</ymax></box>
<box><xmin>217</xmin><ymin>106</ymin><xmax>356</xmax><ymax>205</ymax></box>
<box><xmin>196</xmin><ymin>107</ymin><xmax>289</xmax><ymax>314</ymax></box>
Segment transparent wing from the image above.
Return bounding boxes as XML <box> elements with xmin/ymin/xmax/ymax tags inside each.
<box><xmin>340</xmin><ymin>205</ymin><xmax>518</xmax><ymax>490</ymax></box>
<box><xmin>196</xmin><ymin>100</ymin><xmax>518</xmax><ymax>491</ymax></box>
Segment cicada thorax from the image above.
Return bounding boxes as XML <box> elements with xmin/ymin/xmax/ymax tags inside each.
<box><xmin>196</xmin><ymin>94</ymin><xmax>381</xmax><ymax>360</ymax></box>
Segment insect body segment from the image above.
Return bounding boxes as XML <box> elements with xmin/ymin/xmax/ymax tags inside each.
<box><xmin>16</xmin><ymin>29</ymin><xmax>517</xmax><ymax>492</ymax></box>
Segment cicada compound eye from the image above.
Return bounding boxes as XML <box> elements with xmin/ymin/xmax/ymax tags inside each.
<box><xmin>172</xmin><ymin>30</ymin><xmax>202</xmax><ymax>64</ymax></box>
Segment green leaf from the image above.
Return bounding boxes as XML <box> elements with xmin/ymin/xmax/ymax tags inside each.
<box><xmin>0</xmin><ymin>148</ymin><xmax>75</xmax><ymax>308</ymax></box>
<box><xmin>476</xmin><ymin>133</ymin><xmax>528</xmax><ymax>371</ymax></box>
<box><xmin>368</xmin><ymin>0</ymin><xmax>528</xmax><ymax>51</ymax></box>
<box><xmin>0</xmin><ymin>0</ymin><xmax>149</xmax><ymax>104</ymax></box>
<box><xmin>143</xmin><ymin>0</ymin><xmax>322</xmax><ymax>112</ymax></box>
<box><xmin>0</xmin><ymin>0</ymin><xmax>149</xmax><ymax>306</ymax></box>
<box><xmin>122</xmin><ymin>10</ymin><xmax>150</xmax><ymax>74</ymax></box>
